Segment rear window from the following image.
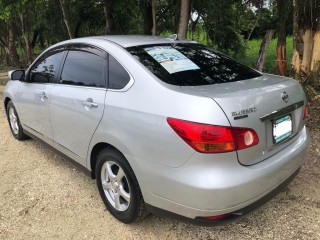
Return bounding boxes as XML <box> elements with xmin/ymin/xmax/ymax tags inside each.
<box><xmin>127</xmin><ymin>43</ymin><xmax>261</xmax><ymax>86</ymax></box>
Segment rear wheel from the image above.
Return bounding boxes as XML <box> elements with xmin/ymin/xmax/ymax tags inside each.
<box><xmin>95</xmin><ymin>148</ymin><xmax>147</xmax><ymax>223</ymax></box>
<box><xmin>6</xmin><ymin>101</ymin><xmax>28</xmax><ymax>140</ymax></box>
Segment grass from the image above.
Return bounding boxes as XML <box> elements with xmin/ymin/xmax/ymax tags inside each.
<box><xmin>237</xmin><ymin>36</ymin><xmax>293</xmax><ymax>74</ymax></box>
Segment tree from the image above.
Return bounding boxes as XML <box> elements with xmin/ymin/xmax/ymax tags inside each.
<box><xmin>200</xmin><ymin>0</ymin><xmax>248</xmax><ymax>57</ymax></box>
<box><xmin>141</xmin><ymin>0</ymin><xmax>152</xmax><ymax>35</ymax></box>
<box><xmin>291</xmin><ymin>0</ymin><xmax>320</xmax><ymax>86</ymax></box>
<box><xmin>152</xmin><ymin>0</ymin><xmax>157</xmax><ymax>36</ymax></box>
<box><xmin>15</xmin><ymin>0</ymin><xmax>46</xmax><ymax>64</ymax></box>
<box><xmin>245</xmin><ymin>0</ymin><xmax>264</xmax><ymax>42</ymax></box>
<box><xmin>103</xmin><ymin>0</ymin><xmax>112</xmax><ymax>34</ymax></box>
<box><xmin>291</xmin><ymin>0</ymin><xmax>301</xmax><ymax>75</ymax></box>
<box><xmin>276</xmin><ymin>0</ymin><xmax>290</xmax><ymax>76</ymax></box>
<box><xmin>177</xmin><ymin>0</ymin><xmax>191</xmax><ymax>39</ymax></box>
<box><xmin>59</xmin><ymin>0</ymin><xmax>74</xmax><ymax>39</ymax></box>
<box><xmin>256</xmin><ymin>29</ymin><xmax>275</xmax><ymax>71</ymax></box>
<box><xmin>0</xmin><ymin>1</ymin><xmax>19</xmax><ymax>66</ymax></box>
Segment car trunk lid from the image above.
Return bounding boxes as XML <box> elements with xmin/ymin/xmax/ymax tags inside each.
<box><xmin>181</xmin><ymin>74</ymin><xmax>306</xmax><ymax>165</ymax></box>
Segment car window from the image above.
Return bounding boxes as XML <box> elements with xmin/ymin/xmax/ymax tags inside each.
<box><xmin>60</xmin><ymin>51</ymin><xmax>107</xmax><ymax>88</ymax></box>
<box><xmin>108</xmin><ymin>55</ymin><xmax>130</xmax><ymax>90</ymax></box>
<box><xmin>30</xmin><ymin>51</ymin><xmax>64</xmax><ymax>83</ymax></box>
<box><xmin>127</xmin><ymin>43</ymin><xmax>261</xmax><ymax>86</ymax></box>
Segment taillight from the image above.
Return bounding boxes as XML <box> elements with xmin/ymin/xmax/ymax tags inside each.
<box><xmin>232</xmin><ymin>127</ymin><xmax>259</xmax><ymax>150</ymax></box>
<box><xmin>303</xmin><ymin>102</ymin><xmax>308</xmax><ymax>120</ymax></box>
<box><xmin>167</xmin><ymin>118</ymin><xmax>259</xmax><ymax>153</ymax></box>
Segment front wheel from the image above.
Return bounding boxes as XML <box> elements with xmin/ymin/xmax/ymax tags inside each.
<box><xmin>96</xmin><ymin>148</ymin><xmax>147</xmax><ymax>223</ymax></box>
<box><xmin>6</xmin><ymin>101</ymin><xmax>29</xmax><ymax>140</ymax></box>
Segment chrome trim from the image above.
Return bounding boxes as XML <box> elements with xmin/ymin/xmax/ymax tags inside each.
<box><xmin>53</xmin><ymin>84</ymin><xmax>107</xmax><ymax>91</ymax></box>
<box><xmin>259</xmin><ymin>101</ymin><xmax>304</xmax><ymax>122</ymax></box>
<box><xmin>107</xmin><ymin>77</ymin><xmax>134</xmax><ymax>92</ymax></box>
<box><xmin>23</xmin><ymin>125</ymin><xmax>85</xmax><ymax>165</ymax></box>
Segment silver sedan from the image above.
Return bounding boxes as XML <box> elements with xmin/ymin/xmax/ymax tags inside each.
<box><xmin>3</xmin><ymin>36</ymin><xmax>309</xmax><ymax>224</ymax></box>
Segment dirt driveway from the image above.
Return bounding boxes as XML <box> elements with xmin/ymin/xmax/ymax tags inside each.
<box><xmin>0</xmin><ymin>86</ymin><xmax>319</xmax><ymax>239</ymax></box>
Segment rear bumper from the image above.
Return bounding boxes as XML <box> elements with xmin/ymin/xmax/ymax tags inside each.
<box><xmin>128</xmin><ymin>126</ymin><xmax>309</xmax><ymax>220</ymax></box>
<box><xmin>146</xmin><ymin>167</ymin><xmax>300</xmax><ymax>225</ymax></box>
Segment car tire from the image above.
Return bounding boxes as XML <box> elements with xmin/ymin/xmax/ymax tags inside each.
<box><xmin>96</xmin><ymin>148</ymin><xmax>147</xmax><ymax>223</ymax></box>
<box><xmin>6</xmin><ymin>101</ymin><xmax>29</xmax><ymax>140</ymax></box>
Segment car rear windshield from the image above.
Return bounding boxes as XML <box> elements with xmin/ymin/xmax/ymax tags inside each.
<box><xmin>127</xmin><ymin>43</ymin><xmax>261</xmax><ymax>86</ymax></box>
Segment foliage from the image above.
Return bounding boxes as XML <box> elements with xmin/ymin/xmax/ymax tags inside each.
<box><xmin>0</xmin><ymin>0</ymin><xmax>319</xmax><ymax>93</ymax></box>
<box><xmin>237</xmin><ymin>36</ymin><xmax>293</xmax><ymax>74</ymax></box>
<box><xmin>1</xmin><ymin>0</ymin><xmax>276</xmax><ymax>64</ymax></box>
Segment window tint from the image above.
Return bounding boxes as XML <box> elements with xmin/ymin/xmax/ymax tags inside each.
<box><xmin>127</xmin><ymin>43</ymin><xmax>261</xmax><ymax>86</ymax></box>
<box><xmin>30</xmin><ymin>51</ymin><xmax>64</xmax><ymax>83</ymax></box>
<box><xmin>60</xmin><ymin>51</ymin><xmax>106</xmax><ymax>88</ymax></box>
<box><xmin>109</xmin><ymin>55</ymin><xmax>130</xmax><ymax>90</ymax></box>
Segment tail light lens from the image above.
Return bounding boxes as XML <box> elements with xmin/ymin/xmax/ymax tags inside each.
<box><xmin>167</xmin><ymin>118</ymin><xmax>259</xmax><ymax>153</ymax></box>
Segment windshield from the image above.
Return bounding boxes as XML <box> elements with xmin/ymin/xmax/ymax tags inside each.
<box><xmin>127</xmin><ymin>43</ymin><xmax>261</xmax><ymax>86</ymax></box>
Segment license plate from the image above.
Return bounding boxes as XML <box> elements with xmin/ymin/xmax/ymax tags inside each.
<box><xmin>273</xmin><ymin>115</ymin><xmax>292</xmax><ymax>144</ymax></box>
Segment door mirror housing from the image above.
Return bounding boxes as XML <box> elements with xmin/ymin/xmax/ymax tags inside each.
<box><xmin>8</xmin><ymin>70</ymin><xmax>25</xmax><ymax>81</ymax></box>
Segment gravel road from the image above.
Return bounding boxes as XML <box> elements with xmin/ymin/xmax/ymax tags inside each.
<box><xmin>0</xmin><ymin>86</ymin><xmax>319</xmax><ymax>239</ymax></box>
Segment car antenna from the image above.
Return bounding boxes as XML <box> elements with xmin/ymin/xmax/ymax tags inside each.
<box><xmin>168</xmin><ymin>34</ymin><xmax>178</xmax><ymax>41</ymax></box>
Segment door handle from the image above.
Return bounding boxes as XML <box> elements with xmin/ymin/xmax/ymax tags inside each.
<box><xmin>82</xmin><ymin>98</ymin><xmax>98</xmax><ymax>108</ymax></box>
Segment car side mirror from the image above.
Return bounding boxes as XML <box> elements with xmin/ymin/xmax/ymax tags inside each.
<box><xmin>8</xmin><ymin>70</ymin><xmax>25</xmax><ymax>81</ymax></box>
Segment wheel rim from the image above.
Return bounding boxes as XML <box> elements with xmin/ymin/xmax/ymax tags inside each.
<box><xmin>9</xmin><ymin>107</ymin><xmax>19</xmax><ymax>135</ymax></box>
<box><xmin>101</xmin><ymin>161</ymin><xmax>131</xmax><ymax>211</ymax></box>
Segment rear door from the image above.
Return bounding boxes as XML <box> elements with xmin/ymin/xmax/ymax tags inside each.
<box><xmin>50</xmin><ymin>46</ymin><xmax>107</xmax><ymax>162</ymax></box>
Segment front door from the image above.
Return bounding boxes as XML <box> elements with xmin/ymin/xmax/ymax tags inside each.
<box><xmin>16</xmin><ymin>51</ymin><xmax>65</xmax><ymax>139</ymax></box>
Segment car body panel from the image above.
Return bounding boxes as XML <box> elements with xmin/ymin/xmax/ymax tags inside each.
<box><xmin>181</xmin><ymin>74</ymin><xmax>307</xmax><ymax>165</ymax></box>
<box><xmin>50</xmin><ymin>85</ymin><xmax>106</xmax><ymax>161</ymax></box>
<box><xmin>89</xmin><ymin>79</ymin><xmax>231</xmax><ymax>168</ymax></box>
<box><xmin>15</xmin><ymin>82</ymin><xmax>54</xmax><ymax>139</ymax></box>
<box><xmin>126</xmin><ymin>126</ymin><xmax>309</xmax><ymax>218</ymax></box>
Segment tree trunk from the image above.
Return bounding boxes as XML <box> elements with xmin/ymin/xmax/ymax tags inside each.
<box><xmin>74</xmin><ymin>19</ymin><xmax>82</xmax><ymax>38</ymax></box>
<box><xmin>151</xmin><ymin>0</ymin><xmax>157</xmax><ymax>36</ymax></box>
<box><xmin>31</xmin><ymin>30</ymin><xmax>39</xmax><ymax>49</ymax></box>
<box><xmin>246</xmin><ymin>10</ymin><xmax>261</xmax><ymax>42</ymax></box>
<box><xmin>103</xmin><ymin>0</ymin><xmax>112</xmax><ymax>34</ymax></box>
<box><xmin>7</xmin><ymin>21</ymin><xmax>19</xmax><ymax>67</ymax></box>
<box><xmin>301</xmin><ymin>29</ymin><xmax>313</xmax><ymax>73</ymax></box>
<box><xmin>256</xmin><ymin>30</ymin><xmax>275</xmax><ymax>72</ymax></box>
<box><xmin>143</xmin><ymin>1</ymin><xmax>152</xmax><ymax>35</ymax></box>
<box><xmin>276</xmin><ymin>0</ymin><xmax>289</xmax><ymax>76</ymax></box>
<box><xmin>292</xmin><ymin>0</ymin><xmax>301</xmax><ymax>75</ymax></box>
<box><xmin>23</xmin><ymin>36</ymin><xmax>33</xmax><ymax>65</ymax></box>
<box><xmin>59</xmin><ymin>0</ymin><xmax>74</xmax><ymax>39</ymax></box>
<box><xmin>39</xmin><ymin>33</ymin><xmax>45</xmax><ymax>49</ymax></box>
<box><xmin>20</xmin><ymin>14</ymin><xmax>33</xmax><ymax>65</ymax></box>
<box><xmin>177</xmin><ymin>0</ymin><xmax>191</xmax><ymax>39</ymax></box>
<box><xmin>277</xmin><ymin>30</ymin><xmax>288</xmax><ymax>76</ymax></box>
<box><xmin>310</xmin><ymin>23</ymin><xmax>320</xmax><ymax>74</ymax></box>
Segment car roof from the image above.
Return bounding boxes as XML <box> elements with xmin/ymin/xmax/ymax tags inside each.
<box><xmin>81</xmin><ymin>35</ymin><xmax>196</xmax><ymax>48</ymax></box>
